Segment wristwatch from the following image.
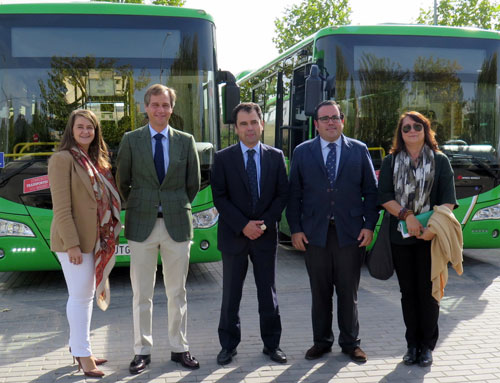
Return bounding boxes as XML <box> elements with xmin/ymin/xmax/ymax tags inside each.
<box><xmin>260</xmin><ymin>224</ymin><xmax>266</xmax><ymax>231</ymax></box>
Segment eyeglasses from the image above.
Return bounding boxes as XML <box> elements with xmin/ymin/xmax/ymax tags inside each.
<box><xmin>402</xmin><ymin>123</ymin><xmax>424</xmax><ymax>133</ymax></box>
<box><xmin>317</xmin><ymin>114</ymin><xmax>343</xmax><ymax>123</ymax></box>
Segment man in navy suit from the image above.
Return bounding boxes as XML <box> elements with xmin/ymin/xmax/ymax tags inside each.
<box><xmin>211</xmin><ymin>102</ymin><xmax>289</xmax><ymax>365</ymax></box>
<box><xmin>287</xmin><ymin>100</ymin><xmax>378</xmax><ymax>363</ymax></box>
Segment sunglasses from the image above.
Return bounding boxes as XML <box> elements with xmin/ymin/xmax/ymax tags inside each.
<box><xmin>402</xmin><ymin>123</ymin><xmax>424</xmax><ymax>133</ymax></box>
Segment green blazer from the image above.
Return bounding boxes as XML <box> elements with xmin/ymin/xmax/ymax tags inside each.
<box><xmin>116</xmin><ymin>125</ymin><xmax>200</xmax><ymax>243</ymax></box>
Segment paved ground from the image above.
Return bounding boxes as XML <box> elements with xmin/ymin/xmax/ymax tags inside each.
<box><xmin>1</xmin><ymin>246</ymin><xmax>500</xmax><ymax>383</ymax></box>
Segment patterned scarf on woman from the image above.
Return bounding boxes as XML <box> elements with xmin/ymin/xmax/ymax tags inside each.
<box><xmin>393</xmin><ymin>144</ymin><xmax>435</xmax><ymax>219</ymax></box>
<box><xmin>70</xmin><ymin>145</ymin><xmax>121</xmax><ymax>311</ymax></box>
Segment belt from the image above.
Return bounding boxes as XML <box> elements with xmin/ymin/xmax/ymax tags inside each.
<box><xmin>157</xmin><ymin>212</ymin><xmax>163</xmax><ymax>218</ymax></box>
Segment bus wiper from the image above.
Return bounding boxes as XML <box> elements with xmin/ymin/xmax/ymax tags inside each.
<box><xmin>446</xmin><ymin>153</ymin><xmax>498</xmax><ymax>179</ymax></box>
<box><xmin>0</xmin><ymin>159</ymin><xmax>37</xmax><ymax>187</ymax></box>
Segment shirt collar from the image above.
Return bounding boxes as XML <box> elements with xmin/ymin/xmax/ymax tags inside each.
<box><xmin>240</xmin><ymin>141</ymin><xmax>261</xmax><ymax>155</ymax></box>
<box><xmin>320</xmin><ymin>135</ymin><xmax>342</xmax><ymax>150</ymax></box>
<box><xmin>149</xmin><ymin>124</ymin><xmax>169</xmax><ymax>139</ymax></box>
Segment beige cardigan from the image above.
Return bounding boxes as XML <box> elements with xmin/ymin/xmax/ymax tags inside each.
<box><xmin>428</xmin><ymin>205</ymin><xmax>463</xmax><ymax>302</ymax></box>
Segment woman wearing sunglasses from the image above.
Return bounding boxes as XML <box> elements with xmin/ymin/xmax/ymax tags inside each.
<box><xmin>377</xmin><ymin>111</ymin><xmax>457</xmax><ymax>367</ymax></box>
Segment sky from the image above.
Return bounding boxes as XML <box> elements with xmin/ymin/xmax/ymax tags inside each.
<box><xmin>183</xmin><ymin>0</ymin><xmax>436</xmax><ymax>75</ymax></box>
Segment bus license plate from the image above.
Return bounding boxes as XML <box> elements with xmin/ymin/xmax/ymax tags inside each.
<box><xmin>115</xmin><ymin>244</ymin><xmax>130</xmax><ymax>256</ymax></box>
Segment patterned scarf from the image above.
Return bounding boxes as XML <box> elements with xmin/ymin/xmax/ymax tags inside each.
<box><xmin>70</xmin><ymin>146</ymin><xmax>121</xmax><ymax>311</ymax></box>
<box><xmin>393</xmin><ymin>144</ymin><xmax>435</xmax><ymax>216</ymax></box>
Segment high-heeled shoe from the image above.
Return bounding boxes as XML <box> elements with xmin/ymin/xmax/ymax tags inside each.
<box><xmin>93</xmin><ymin>356</ymin><xmax>108</xmax><ymax>366</ymax></box>
<box><xmin>69</xmin><ymin>347</ymin><xmax>107</xmax><ymax>366</ymax></box>
<box><xmin>75</xmin><ymin>356</ymin><xmax>105</xmax><ymax>378</ymax></box>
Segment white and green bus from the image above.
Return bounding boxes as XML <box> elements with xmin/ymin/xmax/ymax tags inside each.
<box><xmin>0</xmin><ymin>2</ymin><xmax>239</xmax><ymax>271</ymax></box>
<box><xmin>232</xmin><ymin>24</ymin><xmax>500</xmax><ymax>248</ymax></box>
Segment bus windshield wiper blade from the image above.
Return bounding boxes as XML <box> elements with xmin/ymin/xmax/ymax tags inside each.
<box><xmin>0</xmin><ymin>159</ymin><xmax>37</xmax><ymax>187</ymax></box>
<box><xmin>446</xmin><ymin>153</ymin><xmax>497</xmax><ymax>179</ymax></box>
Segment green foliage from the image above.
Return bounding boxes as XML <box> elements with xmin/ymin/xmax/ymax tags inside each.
<box><xmin>153</xmin><ymin>0</ymin><xmax>186</xmax><ymax>5</ymax></box>
<box><xmin>416</xmin><ymin>0</ymin><xmax>500</xmax><ymax>29</ymax></box>
<box><xmin>273</xmin><ymin>0</ymin><xmax>351</xmax><ymax>53</ymax></box>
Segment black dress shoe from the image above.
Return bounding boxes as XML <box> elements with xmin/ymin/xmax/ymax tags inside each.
<box><xmin>305</xmin><ymin>345</ymin><xmax>332</xmax><ymax>360</ymax></box>
<box><xmin>263</xmin><ymin>347</ymin><xmax>287</xmax><ymax>363</ymax></box>
<box><xmin>217</xmin><ymin>348</ymin><xmax>237</xmax><ymax>365</ymax></box>
<box><xmin>129</xmin><ymin>354</ymin><xmax>151</xmax><ymax>375</ymax></box>
<box><xmin>342</xmin><ymin>346</ymin><xmax>367</xmax><ymax>363</ymax></box>
<box><xmin>403</xmin><ymin>347</ymin><xmax>419</xmax><ymax>365</ymax></box>
<box><xmin>171</xmin><ymin>351</ymin><xmax>200</xmax><ymax>369</ymax></box>
<box><xmin>419</xmin><ymin>348</ymin><xmax>433</xmax><ymax>367</ymax></box>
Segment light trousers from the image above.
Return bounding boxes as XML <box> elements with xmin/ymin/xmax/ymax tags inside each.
<box><xmin>129</xmin><ymin>218</ymin><xmax>191</xmax><ymax>355</ymax></box>
<box><xmin>57</xmin><ymin>251</ymin><xmax>95</xmax><ymax>357</ymax></box>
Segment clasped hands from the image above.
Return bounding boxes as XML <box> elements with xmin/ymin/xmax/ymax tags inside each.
<box><xmin>405</xmin><ymin>215</ymin><xmax>435</xmax><ymax>241</ymax></box>
<box><xmin>243</xmin><ymin>220</ymin><xmax>265</xmax><ymax>240</ymax></box>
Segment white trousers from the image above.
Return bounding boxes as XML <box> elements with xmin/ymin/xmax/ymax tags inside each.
<box><xmin>57</xmin><ymin>251</ymin><xmax>95</xmax><ymax>357</ymax></box>
<box><xmin>129</xmin><ymin>218</ymin><xmax>191</xmax><ymax>355</ymax></box>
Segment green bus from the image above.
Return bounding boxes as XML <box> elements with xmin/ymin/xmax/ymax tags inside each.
<box><xmin>0</xmin><ymin>2</ymin><xmax>239</xmax><ymax>271</ymax></box>
<box><xmin>230</xmin><ymin>24</ymin><xmax>500</xmax><ymax>248</ymax></box>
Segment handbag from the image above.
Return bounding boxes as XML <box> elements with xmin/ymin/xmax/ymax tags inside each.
<box><xmin>366</xmin><ymin>210</ymin><xmax>394</xmax><ymax>280</ymax></box>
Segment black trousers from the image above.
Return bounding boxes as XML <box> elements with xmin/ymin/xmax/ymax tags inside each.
<box><xmin>392</xmin><ymin>241</ymin><xmax>439</xmax><ymax>350</ymax></box>
<box><xmin>218</xmin><ymin>243</ymin><xmax>282</xmax><ymax>351</ymax></box>
<box><xmin>304</xmin><ymin>223</ymin><xmax>364</xmax><ymax>351</ymax></box>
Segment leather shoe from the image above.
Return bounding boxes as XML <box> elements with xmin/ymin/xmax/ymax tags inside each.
<box><xmin>342</xmin><ymin>346</ymin><xmax>367</xmax><ymax>363</ymax></box>
<box><xmin>305</xmin><ymin>344</ymin><xmax>332</xmax><ymax>360</ymax></box>
<box><xmin>418</xmin><ymin>348</ymin><xmax>433</xmax><ymax>367</ymax></box>
<box><xmin>171</xmin><ymin>351</ymin><xmax>199</xmax><ymax>369</ymax></box>
<box><xmin>129</xmin><ymin>354</ymin><xmax>151</xmax><ymax>374</ymax></box>
<box><xmin>263</xmin><ymin>347</ymin><xmax>287</xmax><ymax>363</ymax></box>
<box><xmin>217</xmin><ymin>348</ymin><xmax>237</xmax><ymax>365</ymax></box>
<box><xmin>403</xmin><ymin>347</ymin><xmax>419</xmax><ymax>365</ymax></box>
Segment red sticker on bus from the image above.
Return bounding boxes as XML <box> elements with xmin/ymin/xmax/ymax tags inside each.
<box><xmin>23</xmin><ymin>175</ymin><xmax>50</xmax><ymax>193</ymax></box>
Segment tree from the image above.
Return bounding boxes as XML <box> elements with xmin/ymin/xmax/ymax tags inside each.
<box><xmin>273</xmin><ymin>0</ymin><xmax>351</xmax><ymax>53</ymax></box>
<box><xmin>93</xmin><ymin>0</ymin><xmax>186</xmax><ymax>6</ymax></box>
<box><xmin>416</xmin><ymin>0</ymin><xmax>500</xmax><ymax>29</ymax></box>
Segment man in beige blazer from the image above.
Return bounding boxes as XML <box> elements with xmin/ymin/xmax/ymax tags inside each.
<box><xmin>116</xmin><ymin>84</ymin><xmax>201</xmax><ymax>373</ymax></box>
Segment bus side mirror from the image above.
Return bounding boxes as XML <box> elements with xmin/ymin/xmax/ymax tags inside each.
<box><xmin>304</xmin><ymin>64</ymin><xmax>323</xmax><ymax>117</ymax></box>
<box><xmin>222</xmin><ymin>82</ymin><xmax>240</xmax><ymax>124</ymax></box>
<box><xmin>218</xmin><ymin>70</ymin><xmax>240</xmax><ymax>124</ymax></box>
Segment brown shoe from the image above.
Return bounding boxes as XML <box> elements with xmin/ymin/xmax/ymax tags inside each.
<box><xmin>342</xmin><ymin>346</ymin><xmax>367</xmax><ymax>363</ymax></box>
<box><xmin>305</xmin><ymin>345</ymin><xmax>332</xmax><ymax>360</ymax></box>
<box><xmin>171</xmin><ymin>351</ymin><xmax>200</xmax><ymax>370</ymax></box>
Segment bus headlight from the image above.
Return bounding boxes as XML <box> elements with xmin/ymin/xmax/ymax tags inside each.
<box><xmin>472</xmin><ymin>203</ymin><xmax>500</xmax><ymax>221</ymax></box>
<box><xmin>0</xmin><ymin>218</ymin><xmax>35</xmax><ymax>237</ymax></box>
<box><xmin>192</xmin><ymin>207</ymin><xmax>218</xmax><ymax>229</ymax></box>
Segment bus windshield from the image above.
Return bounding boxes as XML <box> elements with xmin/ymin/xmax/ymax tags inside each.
<box><xmin>316</xmin><ymin>33</ymin><xmax>500</xmax><ymax>198</ymax></box>
<box><xmin>0</xmin><ymin>12</ymin><xmax>218</xmax><ymax>207</ymax></box>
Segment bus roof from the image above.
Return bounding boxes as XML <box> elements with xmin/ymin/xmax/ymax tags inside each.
<box><xmin>0</xmin><ymin>2</ymin><xmax>213</xmax><ymax>22</ymax></box>
<box><xmin>238</xmin><ymin>23</ymin><xmax>500</xmax><ymax>84</ymax></box>
<box><xmin>315</xmin><ymin>24</ymin><xmax>500</xmax><ymax>40</ymax></box>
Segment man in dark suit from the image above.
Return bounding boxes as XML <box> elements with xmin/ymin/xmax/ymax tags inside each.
<box><xmin>286</xmin><ymin>100</ymin><xmax>378</xmax><ymax>363</ymax></box>
<box><xmin>116</xmin><ymin>84</ymin><xmax>201</xmax><ymax>373</ymax></box>
<box><xmin>211</xmin><ymin>102</ymin><xmax>289</xmax><ymax>365</ymax></box>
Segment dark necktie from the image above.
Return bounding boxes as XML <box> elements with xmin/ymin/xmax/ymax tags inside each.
<box><xmin>326</xmin><ymin>142</ymin><xmax>337</xmax><ymax>187</ymax></box>
<box><xmin>246</xmin><ymin>149</ymin><xmax>259</xmax><ymax>210</ymax></box>
<box><xmin>153</xmin><ymin>133</ymin><xmax>165</xmax><ymax>184</ymax></box>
